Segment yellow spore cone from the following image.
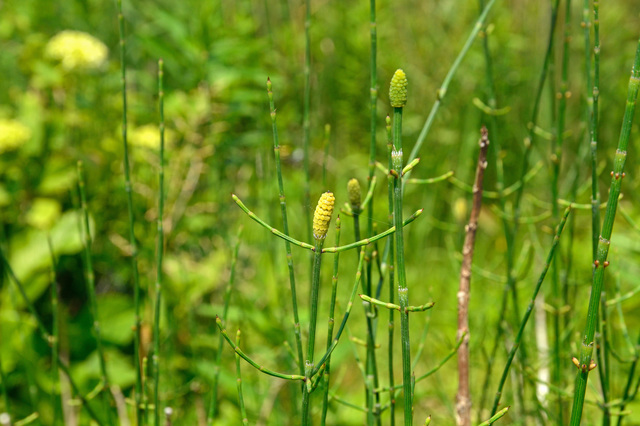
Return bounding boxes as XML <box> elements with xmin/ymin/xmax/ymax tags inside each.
<box><xmin>313</xmin><ymin>192</ymin><xmax>335</xmax><ymax>240</ymax></box>
<box><xmin>389</xmin><ymin>69</ymin><xmax>408</xmax><ymax>108</ymax></box>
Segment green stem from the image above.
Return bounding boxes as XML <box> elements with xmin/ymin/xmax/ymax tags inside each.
<box><xmin>302</xmin><ymin>240</ymin><xmax>325</xmax><ymax>425</ymax></box>
<box><xmin>153</xmin><ymin>59</ymin><xmax>165</xmax><ymax>426</ymax></box>
<box><xmin>266</xmin><ymin>78</ymin><xmax>305</xmax><ymax>377</ymax></box>
<box><xmin>215</xmin><ymin>317</ymin><xmax>305</xmax><ymax>381</ymax></box>
<box><xmin>321</xmin><ymin>218</ymin><xmax>341</xmax><ymax>425</ymax></box>
<box><xmin>490</xmin><ymin>206</ymin><xmax>571</xmax><ymax>415</ymax></box>
<box><xmin>569</xmin><ymin>35</ymin><xmax>640</xmax><ymax>426</ymax></box>
<box><xmin>116</xmin><ymin>2</ymin><xmax>143</xmax><ymax>423</ymax></box>
<box><xmin>77</xmin><ymin>160</ymin><xmax>111</xmax><ymax>424</ymax></box>
<box><xmin>392</xmin><ymin>106</ymin><xmax>412</xmax><ymax>426</ymax></box>
<box><xmin>386</xmin><ymin>116</ymin><xmax>396</xmax><ymax>426</ymax></box>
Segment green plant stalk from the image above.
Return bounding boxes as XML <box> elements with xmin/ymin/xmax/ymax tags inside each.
<box><xmin>404</xmin><ymin>0</ymin><xmax>497</xmax><ymax>176</ymax></box>
<box><xmin>392</xmin><ymin>106</ymin><xmax>412</xmax><ymax>426</ymax></box>
<box><xmin>143</xmin><ymin>356</ymin><xmax>149</xmax><ymax>426</ymax></box>
<box><xmin>490</xmin><ymin>206</ymin><xmax>571</xmax><ymax>415</ymax></box>
<box><xmin>591</xmin><ymin>0</ymin><xmax>601</xmax><ymax>263</ymax></box>
<box><xmin>209</xmin><ymin>228</ymin><xmax>242</xmax><ymax>423</ymax></box>
<box><xmin>46</xmin><ymin>237</ymin><xmax>61</xmax><ymax>424</ymax></box>
<box><xmin>386</xmin><ymin>116</ymin><xmax>396</xmax><ymax>426</ymax></box>
<box><xmin>235</xmin><ymin>331</ymin><xmax>249</xmax><ymax>425</ymax></box>
<box><xmin>569</xmin><ymin>35</ymin><xmax>640</xmax><ymax>425</ymax></box>
<box><xmin>310</xmin><ymin>250</ymin><xmax>365</xmax><ymax>377</ymax></box>
<box><xmin>597</xmin><ymin>291</ymin><xmax>610</xmax><ymax>426</ymax></box>
<box><xmin>302</xmin><ymin>0</ymin><xmax>312</xmax><ymax>244</ymax></box>
<box><xmin>550</xmin><ymin>0</ymin><xmax>572</xmax><ymax>421</ymax></box>
<box><xmin>116</xmin><ymin>2</ymin><xmax>143</xmax><ymax>422</ymax></box>
<box><xmin>0</xmin><ymin>248</ymin><xmax>104</xmax><ymax>425</ymax></box>
<box><xmin>77</xmin><ymin>160</ymin><xmax>112</xmax><ymax>424</ymax></box>
<box><xmin>321</xmin><ymin>218</ymin><xmax>341</xmax><ymax>425</ymax></box>
<box><xmin>479</xmin><ymin>407</ymin><xmax>510</xmax><ymax>426</ymax></box>
<box><xmin>302</xmin><ymin>240</ymin><xmax>326</xmax><ymax>425</ymax></box>
<box><xmin>367</xmin><ymin>3</ymin><xmax>381</xmax><ymax>422</ymax></box>
<box><xmin>215</xmin><ymin>316</ymin><xmax>305</xmax><ymax>381</ymax></box>
<box><xmin>152</xmin><ymin>59</ymin><xmax>165</xmax><ymax>426</ymax></box>
<box><xmin>265</xmin><ymin>78</ymin><xmax>306</xmax><ymax>378</ymax></box>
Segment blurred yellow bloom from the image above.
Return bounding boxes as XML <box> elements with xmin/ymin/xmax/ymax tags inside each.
<box><xmin>129</xmin><ymin>124</ymin><xmax>175</xmax><ymax>150</ymax></box>
<box><xmin>0</xmin><ymin>119</ymin><xmax>31</xmax><ymax>153</ymax></box>
<box><xmin>45</xmin><ymin>30</ymin><xmax>108</xmax><ymax>71</ymax></box>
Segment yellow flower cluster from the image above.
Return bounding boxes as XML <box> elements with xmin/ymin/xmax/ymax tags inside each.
<box><xmin>45</xmin><ymin>30</ymin><xmax>108</xmax><ymax>71</ymax></box>
<box><xmin>312</xmin><ymin>191</ymin><xmax>335</xmax><ymax>240</ymax></box>
<box><xmin>389</xmin><ymin>69</ymin><xmax>408</xmax><ymax>108</ymax></box>
<box><xmin>0</xmin><ymin>119</ymin><xmax>31</xmax><ymax>153</ymax></box>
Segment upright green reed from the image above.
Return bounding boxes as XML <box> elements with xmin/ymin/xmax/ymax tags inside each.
<box><xmin>266</xmin><ymin>78</ymin><xmax>305</xmax><ymax>376</ymax></box>
<box><xmin>77</xmin><ymin>160</ymin><xmax>112</xmax><ymax>424</ymax></box>
<box><xmin>116</xmin><ymin>1</ymin><xmax>143</xmax><ymax>422</ymax></box>
<box><xmin>152</xmin><ymin>58</ymin><xmax>165</xmax><ymax>426</ymax></box>
<box><xmin>569</xmin><ymin>34</ymin><xmax>640</xmax><ymax>426</ymax></box>
<box><xmin>302</xmin><ymin>192</ymin><xmax>335</xmax><ymax>424</ymax></box>
<box><xmin>234</xmin><ymin>331</ymin><xmax>249</xmax><ymax>426</ymax></box>
<box><xmin>385</xmin><ymin>115</ymin><xmax>396</xmax><ymax>426</ymax></box>
<box><xmin>321</xmin><ymin>216</ymin><xmax>341</xmax><ymax>425</ymax></box>
<box><xmin>389</xmin><ymin>69</ymin><xmax>413</xmax><ymax>426</ymax></box>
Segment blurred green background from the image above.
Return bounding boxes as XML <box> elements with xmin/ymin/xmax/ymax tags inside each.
<box><xmin>1</xmin><ymin>0</ymin><xmax>640</xmax><ymax>424</ymax></box>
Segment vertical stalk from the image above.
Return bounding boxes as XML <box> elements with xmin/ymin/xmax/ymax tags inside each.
<box><xmin>456</xmin><ymin>127</ymin><xmax>490</xmax><ymax>426</ymax></box>
<box><xmin>367</xmin><ymin>3</ymin><xmax>381</xmax><ymax>423</ymax></box>
<box><xmin>390</xmin><ymin>69</ymin><xmax>410</xmax><ymax>426</ymax></box>
<box><xmin>321</xmin><ymin>217</ymin><xmax>341</xmax><ymax>425</ymax></box>
<box><xmin>386</xmin><ymin>116</ymin><xmax>396</xmax><ymax>426</ymax></box>
<box><xmin>152</xmin><ymin>59</ymin><xmax>165</xmax><ymax>426</ymax></box>
<box><xmin>116</xmin><ymin>2</ymin><xmax>143</xmax><ymax>422</ymax></box>
<box><xmin>266</xmin><ymin>78</ymin><xmax>305</xmax><ymax>376</ymax></box>
<box><xmin>569</xmin><ymin>35</ymin><xmax>640</xmax><ymax>426</ymax></box>
<box><xmin>302</xmin><ymin>244</ymin><xmax>325</xmax><ymax>425</ymax></box>
<box><xmin>302</xmin><ymin>192</ymin><xmax>334</xmax><ymax>424</ymax></box>
<box><xmin>77</xmin><ymin>160</ymin><xmax>112</xmax><ymax>424</ymax></box>
<box><xmin>551</xmin><ymin>0</ymin><xmax>572</xmax><ymax>421</ymax></box>
<box><xmin>235</xmin><ymin>331</ymin><xmax>249</xmax><ymax>425</ymax></box>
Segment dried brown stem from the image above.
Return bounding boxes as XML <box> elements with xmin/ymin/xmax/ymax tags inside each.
<box><xmin>456</xmin><ymin>126</ymin><xmax>490</xmax><ymax>426</ymax></box>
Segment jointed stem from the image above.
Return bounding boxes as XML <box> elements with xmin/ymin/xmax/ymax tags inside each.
<box><xmin>266</xmin><ymin>78</ymin><xmax>305</xmax><ymax>377</ymax></box>
<box><xmin>570</xmin><ymin>35</ymin><xmax>640</xmax><ymax>426</ymax></box>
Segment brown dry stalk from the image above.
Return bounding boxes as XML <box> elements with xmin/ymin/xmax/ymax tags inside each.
<box><xmin>456</xmin><ymin>126</ymin><xmax>490</xmax><ymax>426</ymax></box>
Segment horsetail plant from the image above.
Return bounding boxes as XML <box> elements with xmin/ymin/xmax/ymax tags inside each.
<box><xmin>389</xmin><ymin>68</ymin><xmax>413</xmax><ymax>426</ymax></box>
<box><xmin>153</xmin><ymin>58</ymin><xmax>165</xmax><ymax>426</ymax></box>
<box><xmin>385</xmin><ymin>115</ymin><xmax>396</xmax><ymax>426</ymax></box>
<box><xmin>321</xmin><ymin>216</ymin><xmax>341</xmax><ymax>425</ymax></box>
<box><xmin>302</xmin><ymin>191</ymin><xmax>335</xmax><ymax>424</ymax></box>
<box><xmin>116</xmin><ymin>1</ymin><xmax>143</xmax><ymax>421</ymax></box>
<box><xmin>569</xmin><ymin>34</ymin><xmax>640</xmax><ymax>426</ymax></box>
<box><xmin>235</xmin><ymin>330</ymin><xmax>249</xmax><ymax>426</ymax></box>
<box><xmin>265</xmin><ymin>77</ymin><xmax>305</xmax><ymax>379</ymax></box>
<box><xmin>77</xmin><ymin>160</ymin><xmax>112</xmax><ymax>424</ymax></box>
